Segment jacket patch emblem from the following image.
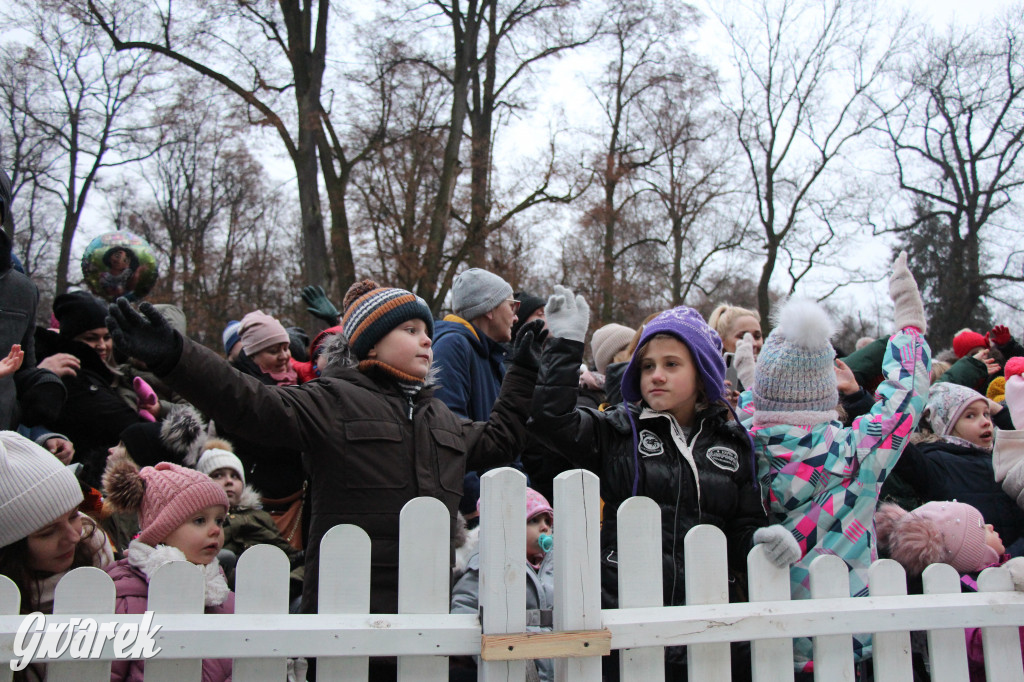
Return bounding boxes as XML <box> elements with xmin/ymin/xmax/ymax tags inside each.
<box><xmin>638</xmin><ymin>430</ymin><xmax>664</xmax><ymax>457</ymax></box>
<box><xmin>706</xmin><ymin>446</ymin><xmax>739</xmax><ymax>472</ymax></box>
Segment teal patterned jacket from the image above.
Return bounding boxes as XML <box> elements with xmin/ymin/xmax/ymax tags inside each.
<box><xmin>739</xmin><ymin>328</ymin><xmax>931</xmax><ymax>671</ymax></box>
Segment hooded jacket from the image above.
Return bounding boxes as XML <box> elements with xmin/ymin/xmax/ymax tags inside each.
<box><xmin>431</xmin><ymin>316</ymin><xmax>507</xmax><ymax>421</ymax></box>
<box><xmin>159</xmin><ymin>335</ymin><xmax>535</xmax><ymax>615</ymax></box>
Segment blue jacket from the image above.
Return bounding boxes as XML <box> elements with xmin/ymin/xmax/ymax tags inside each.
<box><xmin>432</xmin><ymin>315</ymin><xmax>507</xmax><ymax>421</ymax></box>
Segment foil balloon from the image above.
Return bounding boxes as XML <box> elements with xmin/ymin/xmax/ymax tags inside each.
<box><xmin>81</xmin><ymin>231</ymin><xmax>158</xmax><ymax>301</ymax></box>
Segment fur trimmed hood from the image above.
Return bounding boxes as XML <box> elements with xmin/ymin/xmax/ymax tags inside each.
<box><xmin>126</xmin><ymin>539</ymin><xmax>231</xmax><ymax>607</ymax></box>
<box><xmin>233</xmin><ymin>485</ymin><xmax>263</xmax><ymax>512</ymax></box>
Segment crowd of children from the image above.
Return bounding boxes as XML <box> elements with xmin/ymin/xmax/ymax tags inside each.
<box><xmin>4</xmin><ymin>246</ymin><xmax>1024</xmax><ymax>681</ymax></box>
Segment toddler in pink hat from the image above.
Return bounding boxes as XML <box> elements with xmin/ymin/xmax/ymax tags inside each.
<box><xmin>102</xmin><ymin>457</ymin><xmax>233</xmax><ymax>682</ymax></box>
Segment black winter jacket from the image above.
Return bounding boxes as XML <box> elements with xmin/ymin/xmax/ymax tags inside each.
<box><xmin>531</xmin><ymin>338</ymin><xmax>766</xmax><ymax>610</ymax></box>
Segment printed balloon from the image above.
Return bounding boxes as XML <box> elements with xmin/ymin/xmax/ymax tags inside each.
<box><xmin>81</xmin><ymin>232</ymin><xmax>159</xmax><ymax>301</ymax></box>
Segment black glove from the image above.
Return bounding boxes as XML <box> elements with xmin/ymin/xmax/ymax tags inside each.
<box><xmin>301</xmin><ymin>285</ymin><xmax>340</xmax><ymax>324</ymax></box>
<box><xmin>106</xmin><ymin>298</ymin><xmax>183</xmax><ymax>373</ymax></box>
<box><xmin>509</xmin><ymin>319</ymin><xmax>548</xmax><ymax>372</ymax></box>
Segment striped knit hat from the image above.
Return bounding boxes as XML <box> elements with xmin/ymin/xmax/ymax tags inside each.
<box><xmin>0</xmin><ymin>431</ymin><xmax>84</xmax><ymax>547</ymax></box>
<box><xmin>753</xmin><ymin>299</ymin><xmax>838</xmax><ymax>426</ymax></box>
<box><xmin>341</xmin><ymin>280</ymin><xmax>434</xmax><ymax>360</ymax></box>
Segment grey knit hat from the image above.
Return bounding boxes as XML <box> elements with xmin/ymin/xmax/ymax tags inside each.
<box><xmin>752</xmin><ymin>300</ymin><xmax>839</xmax><ymax>426</ymax></box>
<box><xmin>451</xmin><ymin>268</ymin><xmax>513</xmax><ymax>321</ymax></box>
<box><xmin>196</xmin><ymin>448</ymin><xmax>246</xmax><ymax>485</ymax></box>
<box><xmin>0</xmin><ymin>431</ymin><xmax>84</xmax><ymax>547</ymax></box>
<box><xmin>591</xmin><ymin>323</ymin><xmax>635</xmax><ymax>373</ymax></box>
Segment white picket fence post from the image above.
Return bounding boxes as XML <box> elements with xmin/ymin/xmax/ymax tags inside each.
<box><xmin>868</xmin><ymin>559</ymin><xmax>913</xmax><ymax>682</ymax></box>
<box><xmin>478</xmin><ymin>467</ymin><xmax>527</xmax><ymax>682</ymax></box>
<box><xmin>616</xmin><ymin>496</ymin><xmax>664</xmax><ymax>682</ymax></box>
<box><xmin>747</xmin><ymin>545</ymin><xmax>795</xmax><ymax>682</ymax></box>
<box><xmin>144</xmin><ymin>561</ymin><xmax>205</xmax><ymax>682</ymax></box>
<box><xmin>809</xmin><ymin>555</ymin><xmax>856</xmax><ymax>682</ymax></box>
<box><xmin>233</xmin><ymin>543</ymin><xmax>291</xmax><ymax>681</ymax></box>
<box><xmin>684</xmin><ymin>525</ymin><xmax>732</xmax><ymax>680</ymax></box>
<box><xmin>397</xmin><ymin>496</ymin><xmax>451</xmax><ymax>682</ymax></box>
<box><xmin>49</xmin><ymin>566</ymin><xmax>114</xmax><ymax>682</ymax></box>
<box><xmin>923</xmin><ymin>563</ymin><xmax>971</xmax><ymax>682</ymax></box>
<box><xmin>553</xmin><ymin>469</ymin><xmax>602</xmax><ymax>681</ymax></box>
<box><xmin>979</xmin><ymin>566</ymin><xmax>1024</xmax><ymax>682</ymax></box>
<box><xmin>317</xmin><ymin>523</ymin><xmax>372</xmax><ymax>681</ymax></box>
<box><xmin>0</xmin><ymin>575</ymin><xmax>20</xmax><ymax>682</ymax></box>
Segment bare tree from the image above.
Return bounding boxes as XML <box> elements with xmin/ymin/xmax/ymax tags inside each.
<box><xmin>3</xmin><ymin>3</ymin><xmax>158</xmax><ymax>294</ymax></box>
<box><xmin>716</xmin><ymin>0</ymin><xmax>905</xmax><ymax>331</ymax></box>
<box><xmin>878</xmin><ymin>11</ymin><xmax>1024</xmax><ymax>342</ymax></box>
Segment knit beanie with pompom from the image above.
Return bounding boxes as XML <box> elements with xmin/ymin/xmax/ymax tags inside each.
<box><xmin>341</xmin><ymin>279</ymin><xmax>434</xmax><ymax>361</ymax></box>
<box><xmin>752</xmin><ymin>299</ymin><xmax>838</xmax><ymax>427</ymax></box>
<box><xmin>103</xmin><ymin>458</ymin><xmax>229</xmax><ymax>547</ymax></box>
<box><xmin>875</xmin><ymin>501</ymin><xmax>999</xmax><ymax>575</ymax></box>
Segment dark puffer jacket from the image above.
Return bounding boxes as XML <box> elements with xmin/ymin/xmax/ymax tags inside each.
<box><xmin>531</xmin><ymin>338</ymin><xmax>766</xmax><ymax>610</ymax></box>
<box><xmin>160</xmin><ymin>337</ymin><xmax>535</xmax><ymax>615</ymax></box>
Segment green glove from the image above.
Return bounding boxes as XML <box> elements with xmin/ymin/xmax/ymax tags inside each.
<box><xmin>301</xmin><ymin>285</ymin><xmax>340</xmax><ymax>324</ymax></box>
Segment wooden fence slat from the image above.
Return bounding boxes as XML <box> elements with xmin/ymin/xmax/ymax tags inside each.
<box><xmin>49</xmin><ymin>567</ymin><xmax>114</xmax><ymax>682</ymax></box>
<box><xmin>617</xmin><ymin>496</ymin><xmax>665</xmax><ymax>682</ymax></box>
<box><xmin>233</xmin><ymin>544</ymin><xmax>290</xmax><ymax>682</ymax></box>
<box><xmin>144</xmin><ymin>561</ymin><xmax>205</xmax><ymax>682</ymax></box>
<box><xmin>684</xmin><ymin>525</ymin><xmax>732</xmax><ymax>681</ymax></box>
<box><xmin>0</xmin><ymin>575</ymin><xmax>18</xmax><ymax>682</ymax></box>
<box><xmin>978</xmin><ymin>567</ymin><xmax>1024</xmax><ymax>682</ymax></box>
<box><xmin>922</xmin><ymin>563</ymin><xmax>971</xmax><ymax>682</ymax></box>
<box><xmin>553</xmin><ymin>469</ymin><xmax>602</xmax><ymax>682</ymax></box>
<box><xmin>478</xmin><ymin>468</ymin><xmax>527</xmax><ymax>682</ymax></box>
<box><xmin>317</xmin><ymin>524</ymin><xmax>371</xmax><ymax>681</ymax></box>
<box><xmin>868</xmin><ymin>560</ymin><xmax>913</xmax><ymax>682</ymax></box>
<box><xmin>397</xmin><ymin>496</ymin><xmax>450</xmax><ymax>682</ymax></box>
<box><xmin>809</xmin><ymin>555</ymin><xmax>855</xmax><ymax>682</ymax></box>
<box><xmin>747</xmin><ymin>546</ymin><xmax>795</xmax><ymax>682</ymax></box>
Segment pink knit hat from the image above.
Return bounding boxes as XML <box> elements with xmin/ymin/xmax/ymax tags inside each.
<box><xmin>104</xmin><ymin>460</ymin><xmax>229</xmax><ymax>546</ymax></box>
<box><xmin>875</xmin><ymin>501</ymin><xmax>999</xmax><ymax>575</ymax></box>
<box><xmin>525</xmin><ymin>488</ymin><xmax>553</xmax><ymax>522</ymax></box>
<box><xmin>239</xmin><ymin>310</ymin><xmax>290</xmax><ymax>356</ymax></box>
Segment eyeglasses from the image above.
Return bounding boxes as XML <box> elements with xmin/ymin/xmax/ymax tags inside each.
<box><xmin>505</xmin><ymin>298</ymin><xmax>521</xmax><ymax>314</ymax></box>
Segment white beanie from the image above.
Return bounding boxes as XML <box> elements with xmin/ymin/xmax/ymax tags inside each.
<box><xmin>451</xmin><ymin>269</ymin><xmax>513</xmax><ymax>321</ymax></box>
<box><xmin>0</xmin><ymin>431</ymin><xmax>83</xmax><ymax>547</ymax></box>
<box><xmin>196</xmin><ymin>448</ymin><xmax>246</xmax><ymax>485</ymax></box>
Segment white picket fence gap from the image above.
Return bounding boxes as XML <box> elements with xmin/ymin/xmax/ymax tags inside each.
<box><xmin>1</xmin><ymin>467</ymin><xmax>1023</xmax><ymax>682</ymax></box>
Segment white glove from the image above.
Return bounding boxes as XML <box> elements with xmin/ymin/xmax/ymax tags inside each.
<box><xmin>753</xmin><ymin>525</ymin><xmax>802</xmax><ymax>567</ymax></box>
<box><xmin>1003</xmin><ymin>557</ymin><xmax>1024</xmax><ymax>591</ymax></box>
<box><xmin>545</xmin><ymin>285</ymin><xmax>590</xmax><ymax>343</ymax></box>
<box><xmin>889</xmin><ymin>251</ymin><xmax>927</xmax><ymax>334</ymax></box>
<box><xmin>734</xmin><ymin>332</ymin><xmax>756</xmax><ymax>389</ymax></box>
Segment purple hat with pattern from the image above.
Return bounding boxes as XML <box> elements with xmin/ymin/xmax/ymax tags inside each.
<box><xmin>620</xmin><ymin>306</ymin><xmax>726</xmax><ymax>405</ymax></box>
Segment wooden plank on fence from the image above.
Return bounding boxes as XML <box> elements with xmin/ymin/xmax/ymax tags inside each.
<box><xmin>978</xmin><ymin>567</ymin><xmax>1024</xmax><ymax>682</ymax></box>
<box><xmin>0</xmin><ymin>575</ymin><xmax>19</xmax><ymax>682</ymax></box>
<box><xmin>145</xmin><ymin>561</ymin><xmax>204</xmax><ymax>682</ymax></box>
<box><xmin>685</xmin><ymin>525</ymin><xmax>732</xmax><ymax>681</ymax></box>
<box><xmin>922</xmin><ymin>563</ymin><xmax>970</xmax><ymax>682</ymax></box>
<box><xmin>234</xmin><ymin>544</ymin><xmax>290</xmax><ymax>682</ymax></box>
<box><xmin>868</xmin><ymin>559</ymin><xmax>913</xmax><ymax>682</ymax></box>
<box><xmin>809</xmin><ymin>555</ymin><xmax>855</xmax><ymax>682</ymax></box>
<box><xmin>318</xmin><ymin>524</ymin><xmax>371</xmax><ymax>681</ymax></box>
<box><xmin>481</xmin><ymin>628</ymin><xmax>611</xmax><ymax>660</ymax></box>
<box><xmin>49</xmin><ymin>567</ymin><xmax>114</xmax><ymax>682</ymax></box>
<box><xmin>747</xmin><ymin>545</ymin><xmax>795</xmax><ymax>682</ymax></box>
<box><xmin>478</xmin><ymin>468</ymin><xmax>527</xmax><ymax>682</ymax></box>
<box><xmin>617</xmin><ymin>496</ymin><xmax>665</xmax><ymax>682</ymax></box>
<box><xmin>398</xmin><ymin>496</ymin><xmax>450</xmax><ymax>682</ymax></box>
<box><xmin>554</xmin><ymin>469</ymin><xmax>603</xmax><ymax>681</ymax></box>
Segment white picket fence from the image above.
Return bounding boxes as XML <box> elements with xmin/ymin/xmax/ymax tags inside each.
<box><xmin>2</xmin><ymin>468</ymin><xmax>1024</xmax><ymax>682</ymax></box>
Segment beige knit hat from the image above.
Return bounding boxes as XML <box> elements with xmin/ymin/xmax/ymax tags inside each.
<box><xmin>0</xmin><ymin>431</ymin><xmax>83</xmax><ymax>547</ymax></box>
<box><xmin>590</xmin><ymin>323</ymin><xmax>635</xmax><ymax>373</ymax></box>
<box><xmin>239</xmin><ymin>310</ymin><xmax>290</xmax><ymax>356</ymax></box>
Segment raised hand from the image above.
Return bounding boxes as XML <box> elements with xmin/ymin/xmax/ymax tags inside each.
<box><xmin>545</xmin><ymin>285</ymin><xmax>590</xmax><ymax>343</ymax></box>
<box><xmin>889</xmin><ymin>251</ymin><xmax>927</xmax><ymax>334</ymax></box>
<box><xmin>0</xmin><ymin>344</ymin><xmax>24</xmax><ymax>379</ymax></box>
<box><xmin>106</xmin><ymin>299</ymin><xmax>182</xmax><ymax>369</ymax></box>
<box><xmin>301</xmin><ymin>285</ymin><xmax>340</xmax><ymax>324</ymax></box>
<box><xmin>509</xmin><ymin>319</ymin><xmax>548</xmax><ymax>372</ymax></box>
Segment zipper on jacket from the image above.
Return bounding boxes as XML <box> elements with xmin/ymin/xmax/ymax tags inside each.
<box><xmin>406</xmin><ymin>396</ymin><xmax>414</xmax><ymax>421</ymax></box>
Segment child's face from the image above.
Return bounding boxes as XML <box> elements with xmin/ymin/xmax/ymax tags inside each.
<box><xmin>209</xmin><ymin>468</ymin><xmax>243</xmax><ymax>507</ymax></box>
<box><xmin>163</xmin><ymin>505</ymin><xmax>226</xmax><ymax>565</ymax></box>
<box><xmin>985</xmin><ymin>523</ymin><xmax>1005</xmax><ymax>555</ymax></box>
<box><xmin>952</xmin><ymin>399</ymin><xmax>994</xmax><ymax>449</ymax></box>
<box><xmin>526</xmin><ymin>511</ymin><xmax>552</xmax><ymax>564</ymax></box>
<box><xmin>640</xmin><ymin>336</ymin><xmax>700</xmax><ymax>425</ymax></box>
<box><xmin>368</xmin><ymin>318</ymin><xmax>433</xmax><ymax>379</ymax></box>
<box><xmin>252</xmin><ymin>342</ymin><xmax>292</xmax><ymax>375</ymax></box>
<box><xmin>27</xmin><ymin>508</ymin><xmax>82</xmax><ymax>574</ymax></box>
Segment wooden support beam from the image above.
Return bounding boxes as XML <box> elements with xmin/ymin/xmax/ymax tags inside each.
<box><xmin>480</xmin><ymin>628</ymin><xmax>612</xmax><ymax>661</ymax></box>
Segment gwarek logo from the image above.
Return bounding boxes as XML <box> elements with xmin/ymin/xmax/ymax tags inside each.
<box><xmin>10</xmin><ymin>611</ymin><xmax>162</xmax><ymax>671</ymax></box>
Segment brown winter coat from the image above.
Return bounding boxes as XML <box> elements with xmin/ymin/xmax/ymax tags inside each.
<box><xmin>162</xmin><ymin>338</ymin><xmax>535</xmax><ymax>614</ymax></box>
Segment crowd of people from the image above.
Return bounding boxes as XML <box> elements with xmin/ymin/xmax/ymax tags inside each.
<box><xmin>4</xmin><ymin>164</ymin><xmax>1024</xmax><ymax>682</ymax></box>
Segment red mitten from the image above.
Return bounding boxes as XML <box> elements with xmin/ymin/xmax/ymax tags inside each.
<box><xmin>133</xmin><ymin>376</ymin><xmax>158</xmax><ymax>422</ymax></box>
<box><xmin>990</xmin><ymin>325</ymin><xmax>1012</xmax><ymax>347</ymax></box>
